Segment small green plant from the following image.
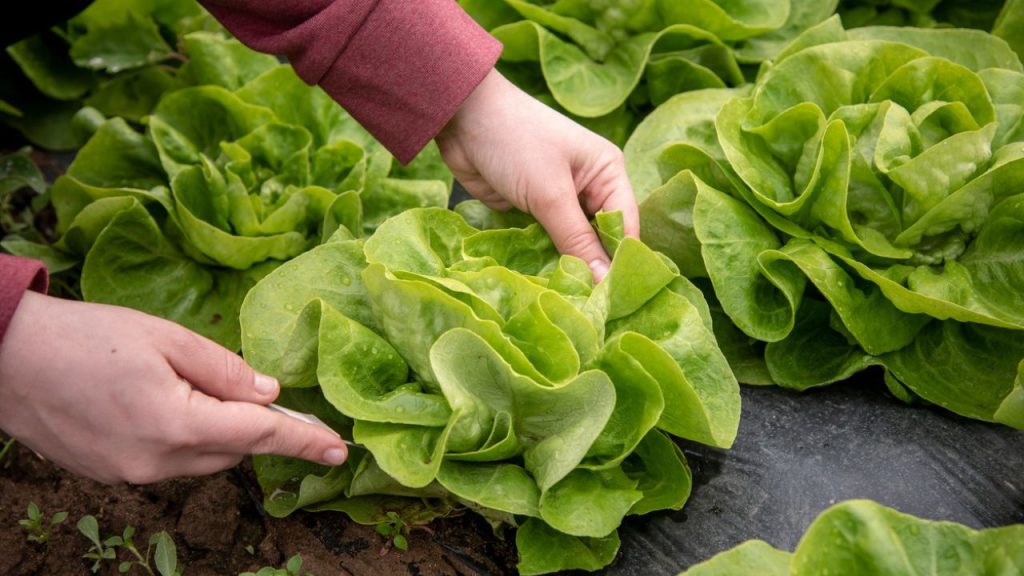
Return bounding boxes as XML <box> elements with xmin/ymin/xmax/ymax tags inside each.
<box><xmin>239</xmin><ymin>554</ymin><xmax>310</xmax><ymax>576</ymax></box>
<box><xmin>19</xmin><ymin>502</ymin><xmax>68</xmax><ymax>544</ymax></box>
<box><xmin>77</xmin><ymin>515</ymin><xmax>180</xmax><ymax>575</ymax></box>
<box><xmin>112</xmin><ymin>526</ymin><xmax>180</xmax><ymax>576</ymax></box>
<box><xmin>78</xmin><ymin>515</ymin><xmax>117</xmax><ymax>572</ymax></box>
<box><xmin>374</xmin><ymin>511</ymin><xmax>409</xmax><ymax>556</ymax></box>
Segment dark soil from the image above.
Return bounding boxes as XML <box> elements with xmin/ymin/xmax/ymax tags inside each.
<box><xmin>0</xmin><ymin>440</ymin><xmax>518</xmax><ymax>576</ymax></box>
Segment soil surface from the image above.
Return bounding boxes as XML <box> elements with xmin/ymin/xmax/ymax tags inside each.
<box><xmin>0</xmin><ymin>442</ymin><xmax>519</xmax><ymax>575</ymax></box>
<box><xmin>5</xmin><ymin>378</ymin><xmax>1022</xmax><ymax>576</ymax></box>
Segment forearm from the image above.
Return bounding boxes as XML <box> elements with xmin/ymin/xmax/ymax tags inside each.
<box><xmin>197</xmin><ymin>0</ymin><xmax>502</xmax><ymax>163</ymax></box>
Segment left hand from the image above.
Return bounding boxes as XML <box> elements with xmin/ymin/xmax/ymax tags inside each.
<box><xmin>0</xmin><ymin>292</ymin><xmax>349</xmax><ymax>485</ymax></box>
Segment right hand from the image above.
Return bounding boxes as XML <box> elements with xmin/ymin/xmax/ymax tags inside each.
<box><xmin>436</xmin><ymin>69</ymin><xmax>639</xmax><ymax>281</ymax></box>
<box><xmin>0</xmin><ymin>291</ymin><xmax>349</xmax><ymax>484</ymax></box>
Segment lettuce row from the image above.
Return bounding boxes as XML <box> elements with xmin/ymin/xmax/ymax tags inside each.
<box><xmin>839</xmin><ymin>0</ymin><xmax>1010</xmax><ymax>33</ymax></box>
<box><xmin>459</xmin><ymin>0</ymin><xmax>839</xmax><ymax>145</ymax></box>
<box><xmin>630</xmin><ymin>18</ymin><xmax>1024</xmax><ymax>428</ymax></box>
<box><xmin>994</xmin><ymin>0</ymin><xmax>1024</xmax><ymax>60</ymax></box>
<box><xmin>239</xmin><ymin>207</ymin><xmax>741</xmax><ymax>574</ymax></box>
<box><xmin>838</xmin><ymin>1</ymin><xmax>1024</xmax><ymax>63</ymax></box>
<box><xmin>0</xmin><ymin>0</ymin><xmax>222</xmax><ymax>150</ymax></box>
<box><xmin>3</xmin><ymin>34</ymin><xmax>452</xmax><ymax>351</ymax></box>
<box><xmin>680</xmin><ymin>499</ymin><xmax>1024</xmax><ymax>575</ymax></box>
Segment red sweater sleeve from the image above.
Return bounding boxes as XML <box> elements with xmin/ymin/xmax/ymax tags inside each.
<box><xmin>198</xmin><ymin>0</ymin><xmax>502</xmax><ymax>164</ymax></box>
<box><xmin>0</xmin><ymin>255</ymin><xmax>48</xmax><ymax>346</ymax></box>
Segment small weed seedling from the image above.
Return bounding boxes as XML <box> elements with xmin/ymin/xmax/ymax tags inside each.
<box><xmin>375</xmin><ymin>511</ymin><xmax>409</xmax><ymax>556</ymax></box>
<box><xmin>239</xmin><ymin>554</ymin><xmax>310</xmax><ymax>576</ymax></box>
<box><xmin>19</xmin><ymin>502</ymin><xmax>68</xmax><ymax>544</ymax></box>
<box><xmin>77</xmin><ymin>515</ymin><xmax>180</xmax><ymax>575</ymax></box>
<box><xmin>78</xmin><ymin>515</ymin><xmax>117</xmax><ymax>572</ymax></box>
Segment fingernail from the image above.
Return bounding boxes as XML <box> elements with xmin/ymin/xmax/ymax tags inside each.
<box><xmin>589</xmin><ymin>259</ymin><xmax>610</xmax><ymax>282</ymax></box>
<box><xmin>254</xmin><ymin>373</ymin><xmax>278</xmax><ymax>396</ymax></box>
<box><xmin>323</xmin><ymin>447</ymin><xmax>347</xmax><ymax>466</ymax></box>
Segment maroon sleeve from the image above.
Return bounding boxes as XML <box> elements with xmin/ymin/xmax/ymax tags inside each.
<box><xmin>0</xmin><ymin>255</ymin><xmax>48</xmax><ymax>346</ymax></box>
<box><xmin>198</xmin><ymin>0</ymin><xmax>502</xmax><ymax>164</ymax></box>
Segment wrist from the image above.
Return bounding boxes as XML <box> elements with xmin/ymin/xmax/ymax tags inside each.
<box><xmin>439</xmin><ymin>68</ymin><xmax>510</xmax><ymax>143</ymax></box>
<box><xmin>0</xmin><ymin>291</ymin><xmax>47</xmax><ymax>433</ymax></box>
<box><xmin>0</xmin><ymin>289</ymin><xmax>45</xmax><ymax>369</ymax></box>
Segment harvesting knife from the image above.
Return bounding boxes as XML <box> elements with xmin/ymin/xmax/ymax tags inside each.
<box><xmin>267</xmin><ymin>403</ymin><xmax>359</xmax><ymax>448</ymax></box>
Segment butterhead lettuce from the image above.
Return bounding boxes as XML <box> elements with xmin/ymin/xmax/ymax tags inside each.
<box><xmin>460</xmin><ymin>0</ymin><xmax>839</xmax><ymax>145</ymax></box>
<box><xmin>240</xmin><ymin>207</ymin><xmax>740</xmax><ymax>574</ymax></box>
<box><xmin>632</xmin><ymin>18</ymin><xmax>1024</xmax><ymax>427</ymax></box>
<box><xmin>680</xmin><ymin>499</ymin><xmax>1024</xmax><ymax>575</ymax></box>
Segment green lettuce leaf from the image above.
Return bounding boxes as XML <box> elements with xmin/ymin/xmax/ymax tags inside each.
<box><xmin>994</xmin><ymin>0</ymin><xmax>1024</xmax><ymax>60</ymax></box>
<box><xmin>682</xmin><ymin>499</ymin><xmax>1024</xmax><ymax>575</ymax></box>
<box><xmin>681</xmin><ymin>540</ymin><xmax>790</xmax><ymax>576</ymax></box>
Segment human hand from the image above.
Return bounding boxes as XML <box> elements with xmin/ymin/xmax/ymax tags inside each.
<box><xmin>0</xmin><ymin>292</ymin><xmax>349</xmax><ymax>484</ymax></box>
<box><xmin>436</xmin><ymin>69</ymin><xmax>639</xmax><ymax>281</ymax></box>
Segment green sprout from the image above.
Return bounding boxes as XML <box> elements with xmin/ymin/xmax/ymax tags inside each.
<box><xmin>19</xmin><ymin>502</ymin><xmax>68</xmax><ymax>544</ymax></box>
<box><xmin>375</xmin><ymin>511</ymin><xmax>410</xmax><ymax>556</ymax></box>
<box><xmin>77</xmin><ymin>515</ymin><xmax>180</xmax><ymax>575</ymax></box>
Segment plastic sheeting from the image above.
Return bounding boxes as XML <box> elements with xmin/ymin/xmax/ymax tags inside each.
<box><xmin>608</xmin><ymin>373</ymin><xmax>1024</xmax><ymax>574</ymax></box>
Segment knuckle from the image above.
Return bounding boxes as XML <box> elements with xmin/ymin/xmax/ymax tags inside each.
<box><xmin>252</xmin><ymin>422</ymin><xmax>322</xmax><ymax>461</ymax></box>
<box><xmin>602</xmin><ymin>144</ymin><xmax>625</xmax><ymax>164</ymax></box>
<box><xmin>171</xmin><ymin>420</ymin><xmax>202</xmax><ymax>450</ymax></box>
<box><xmin>587</xmin><ymin>138</ymin><xmax>621</xmax><ymax>164</ymax></box>
<box><xmin>296</xmin><ymin>437</ymin><xmax>326</xmax><ymax>462</ymax></box>
<box><xmin>167</xmin><ymin>327</ymin><xmax>207</xmax><ymax>358</ymax></box>
<box><xmin>249</xmin><ymin>423</ymin><xmax>281</xmax><ymax>455</ymax></box>
<box><xmin>221</xmin><ymin>353</ymin><xmax>253</xmax><ymax>391</ymax></box>
<box><xmin>559</xmin><ymin>227</ymin><xmax>599</xmax><ymax>258</ymax></box>
<box><xmin>151</xmin><ymin>398</ymin><xmax>201</xmax><ymax>450</ymax></box>
<box><xmin>528</xmin><ymin>188</ymin><xmax>571</xmax><ymax>217</ymax></box>
<box><xmin>596</xmin><ymin>151</ymin><xmax>626</xmax><ymax>183</ymax></box>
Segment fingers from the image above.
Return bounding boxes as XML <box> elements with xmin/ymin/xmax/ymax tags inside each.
<box><xmin>579</xmin><ymin>148</ymin><xmax>640</xmax><ymax>240</ymax></box>
<box><xmin>163</xmin><ymin>325</ymin><xmax>278</xmax><ymax>404</ymax></box>
<box><xmin>186</xmin><ymin>393</ymin><xmax>349</xmax><ymax>467</ymax></box>
<box><xmin>530</xmin><ymin>178</ymin><xmax>612</xmax><ymax>281</ymax></box>
<box><xmin>594</xmin><ymin>169</ymin><xmax>640</xmax><ymax>241</ymax></box>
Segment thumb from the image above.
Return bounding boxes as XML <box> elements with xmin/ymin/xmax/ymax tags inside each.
<box><xmin>163</xmin><ymin>326</ymin><xmax>278</xmax><ymax>404</ymax></box>
<box><xmin>531</xmin><ymin>182</ymin><xmax>611</xmax><ymax>281</ymax></box>
<box><xmin>190</xmin><ymin>397</ymin><xmax>348</xmax><ymax>466</ymax></box>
